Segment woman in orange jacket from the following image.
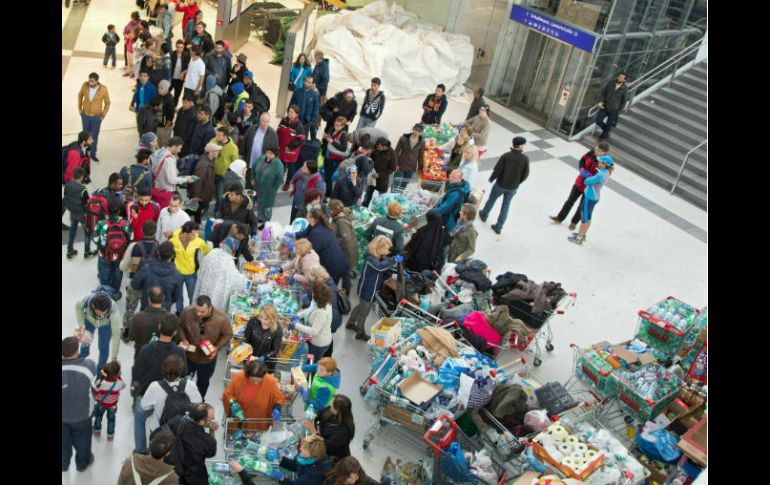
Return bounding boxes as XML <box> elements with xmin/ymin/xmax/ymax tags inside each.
<box><xmin>222</xmin><ymin>359</ymin><xmax>285</xmax><ymax>431</ymax></box>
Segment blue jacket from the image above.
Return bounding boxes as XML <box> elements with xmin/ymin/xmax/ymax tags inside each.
<box><xmin>296</xmin><ymin>223</ymin><xmax>349</xmax><ymax>280</ymax></box>
<box><xmin>312</xmin><ymin>58</ymin><xmax>330</xmax><ymax>96</ymax></box>
<box><xmin>300</xmin><ymin>365</ymin><xmax>341</xmax><ymax>412</ymax></box>
<box><xmin>290</xmin><ymin>88</ymin><xmax>320</xmax><ymax>126</ymax></box>
<box><xmin>303</xmin><ymin>277</ymin><xmax>341</xmax><ymax>332</ymax></box>
<box><xmin>189</xmin><ymin>121</ymin><xmax>215</xmax><ymax>157</ymax></box>
<box><xmin>357</xmin><ymin>253</ymin><xmax>398</xmax><ymax>302</ymax></box>
<box><xmin>132</xmin><ymin>81</ymin><xmax>158</xmax><ymax>110</ymax></box>
<box><xmin>290</xmin><ymin>65</ymin><xmax>313</xmax><ymax>91</ymax></box>
<box><xmin>436</xmin><ymin>180</ymin><xmax>471</xmax><ymax>231</ymax></box>
<box><xmin>278</xmin><ymin>456</ymin><xmax>332</xmax><ymax>485</ymax></box>
<box><xmin>131</xmin><ymin>260</ymin><xmax>185</xmax><ymax>313</ymax></box>
<box><xmin>584</xmin><ymin>168</ymin><xmax>609</xmax><ymax>201</ymax></box>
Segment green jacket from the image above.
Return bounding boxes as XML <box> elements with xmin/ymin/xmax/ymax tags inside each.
<box><xmin>75</xmin><ymin>296</ymin><xmax>122</xmax><ymax>360</ymax></box>
<box><xmin>447</xmin><ymin>224</ymin><xmax>478</xmax><ymax>262</ymax></box>
<box><xmin>211</xmin><ymin>137</ymin><xmax>240</xmax><ymax>177</ymax></box>
<box><xmin>252</xmin><ymin>156</ymin><xmax>285</xmax><ymax>208</ymax></box>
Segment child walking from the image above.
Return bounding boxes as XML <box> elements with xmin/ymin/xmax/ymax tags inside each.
<box><xmin>91</xmin><ymin>361</ymin><xmax>126</xmax><ymax>440</ymax></box>
<box><xmin>102</xmin><ymin>24</ymin><xmax>120</xmax><ymax>69</ymax></box>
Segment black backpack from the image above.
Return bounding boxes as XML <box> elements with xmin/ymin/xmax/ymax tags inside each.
<box><xmin>177</xmin><ymin>154</ymin><xmax>200</xmax><ymax>177</ymax></box>
<box><xmin>150</xmin><ymin>414</ymin><xmax>189</xmax><ymax>478</ymax></box>
<box><xmin>159</xmin><ymin>379</ymin><xmax>192</xmax><ymax>426</ymax></box>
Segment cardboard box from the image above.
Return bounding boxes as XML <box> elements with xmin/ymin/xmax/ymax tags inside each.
<box><xmin>199</xmin><ymin>340</ymin><xmax>216</xmax><ymax>356</ymax></box>
<box><xmin>612</xmin><ymin>341</ymin><xmax>658</xmax><ymax>366</ymax></box>
<box><xmin>370</xmin><ymin>318</ymin><xmax>402</xmax><ymax>347</ymax></box>
<box><xmin>677</xmin><ymin>415</ymin><xmax>707</xmax><ymax>466</ymax></box>
<box><xmin>398</xmin><ymin>372</ymin><xmax>442</xmax><ymax>406</ymax></box>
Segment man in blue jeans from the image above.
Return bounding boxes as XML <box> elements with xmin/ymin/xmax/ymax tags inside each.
<box><xmin>74</xmin><ymin>289</ymin><xmax>122</xmax><ymax>373</ymax></box>
<box><xmin>62</xmin><ymin>336</ymin><xmax>96</xmax><ymax>472</ymax></box>
<box><xmin>94</xmin><ymin>198</ymin><xmax>132</xmax><ymax>298</ymax></box>
<box><xmin>479</xmin><ymin>137</ymin><xmax>530</xmax><ymax>235</ymax></box>
<box><xmin>131</xmin><ymin>314</ymin><xmax>187</xmax><ymax>453</ymax></box>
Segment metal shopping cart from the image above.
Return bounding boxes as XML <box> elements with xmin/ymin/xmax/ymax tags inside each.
<box><xmin>423</xmin><ymin>415</ymin><xmax>509</xmax><ymax>485</ymax></box>
<box><xmin>224</xmin><ymin>417</ymin><xmax>298</xmax><ymax>453</ymax></box>
<box><xmin>369</xmin><ymin>299</ymin><xmax>445</xmax><ymax>361</ymax></box>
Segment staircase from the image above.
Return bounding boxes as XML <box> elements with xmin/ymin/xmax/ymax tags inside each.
<box><xmin>589</xmin><ymin>60</ymin><xmax>707</xmax><ymax>210</ymax></box>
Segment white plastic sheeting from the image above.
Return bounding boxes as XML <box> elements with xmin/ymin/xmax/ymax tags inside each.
<box><xmin>307</xmin><ymin>1</ymin><xmax>474</xmax><ymax>100</ymax></box>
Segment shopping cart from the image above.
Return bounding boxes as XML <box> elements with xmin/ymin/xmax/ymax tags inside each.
<box><xmin>224</xmin><ymin>417</ymin><xmax>298</xmax><ymax>452</ymax></box>
<box><xmin>505</xmin><ymin>291</ymin><xmax>578</xmax><ymax>367</ymax></box>
<box><xmin>369</xmin><ymin>299</ymin><xmax>446</xmax><ymax>362</ymax></box>
<box><xmin>222</xmin><ymin>365</ymin><xmax>301</xmax><ymax>418</ymax></box>
<box><xmin>423</xmin><ymin>415</ymin><xmax>509</xmax><ymax>485</ymax></box>
<box><xmin>206</xmin><ymin>459</ymin><xmax>243</xmax><ymax>485</ymax></box>
<box><xmin>459</xmin><ymin>408</ymin><xmax>528</xmax><ymax>479</ymax></box>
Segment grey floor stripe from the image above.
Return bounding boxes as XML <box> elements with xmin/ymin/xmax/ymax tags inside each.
<box><xmin>62</xmin><ymin>4</ymin><xmax>88</xmax><ymax>50</ymax></box>
<box><xmin>555</xmin><ymin>158</ymin><xmax>707</xmax><ymax>243</ymax></box>
<box><xmin>489</xmin><ymin>111</ymin><xmax>527</xmax><ymax>135</ymax></box>
<box><xmin>62</xmin><ymin>56</ymin><xmax>71</xmax><ymax>80</ymax></box>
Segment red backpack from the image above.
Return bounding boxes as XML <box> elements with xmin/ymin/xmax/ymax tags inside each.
<box><xmin>102</xmin><ymin>219</ymin><xmax>129</xmax><ymax>262</ymax></box>
<box><xmin>85</xmin><ymin>195</ymin><xmax>109</xmax><ymax>233</ymax></box>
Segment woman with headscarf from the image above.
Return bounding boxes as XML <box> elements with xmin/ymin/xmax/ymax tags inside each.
<box><xmin>204</xmin><ymin>74</ymin><xmax>224</xmax><ymax>121</ymax></box>
<box><xmin>193</xmin><ymin>237</ymin><xmax>251</xmax><ymax>310</ymax></box>
<box><xmin>331</xmin><ymin>164</ymin><xmax>361</xmax><ymax>208</ymax></box>
<box><xmin>404</xmin><ymin>209</ymin><xmax>448</xmax><ymax>273</ymax></box>
<box><xmin>222</xmin><ymin>159</ymin><xmax>247</xmax><ymax>193</ymax></box>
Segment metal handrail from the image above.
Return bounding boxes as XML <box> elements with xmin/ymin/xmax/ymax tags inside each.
<box><xmin>670</xmin><ymin>139</ymin><xmax>707</xmax><ymax>194</ymax></box>
<box><xmin>586</xmin><ymin>36</ymin><xmax>704</xmax><ymax>118</ymax></box>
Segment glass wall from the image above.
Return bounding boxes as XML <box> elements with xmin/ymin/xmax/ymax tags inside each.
<box><xmin>519</xmin><ymin>0</ymin><xmax>613</xmax><ymax>33</ymax></box>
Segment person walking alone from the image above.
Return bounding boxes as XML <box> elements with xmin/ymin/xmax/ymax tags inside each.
<box><xmin>595</xmin><ymin>72</ymin><xmax>628</xmax><ymax>140</ymax></box>
<box><xmin>77</xmin><ymin>72</ymin><xmax>111</xmax><ymax>161</ymax></box>
<box><xmin>479</xmin><ymin>137</ymin><xmax>530</xmax><ymax>235</ymax></box>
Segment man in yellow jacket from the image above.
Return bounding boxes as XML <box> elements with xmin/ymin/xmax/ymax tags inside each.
<box><xmin>77</xmin><ymin>73</ymin><xmax>111</xmax><ymax>161</ymax></box>
<box><xmin>169</xmin><ymin>221</ymin><xmax>211</xmax><ymax>305</ymax></box>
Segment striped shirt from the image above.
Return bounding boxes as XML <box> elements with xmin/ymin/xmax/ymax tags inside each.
<box><xmin>92</xmin><ymin>377</ymin><xmax>127</xmax><ymax>409</ymax></box>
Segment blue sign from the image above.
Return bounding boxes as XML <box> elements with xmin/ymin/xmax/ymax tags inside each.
<box><xmin>510</xmin><ymin>5</ymin><xmax>597</xmax><ymax>53</ymax></box>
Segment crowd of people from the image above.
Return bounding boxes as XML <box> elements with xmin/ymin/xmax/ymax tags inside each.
<box><xmin>62</xmin><ymin>2</ymin><xmax>616</xmax><ymax>482</ymax></box>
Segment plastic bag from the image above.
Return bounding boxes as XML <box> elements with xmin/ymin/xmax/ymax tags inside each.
<box><xmin>636</xmin><ymin>428</ymin><xmax>682</xmax><ymax>463</ymax></box>
<box><xmin>447</xmin><ymin>441</ymin><xmax>468</xmax><ymax>467</ymax></box>
<box><xmin>228</xmin><ymin>344</ymin><xmax>253</xmax><ymax>365</ymax></box>
<box><xmin>524</xmin><ymin>409</ymin><xmax>551</xmax><ymax>433</ymax></box>
<box><xmin>260</xmin><ymin>426</ymin><xmax>295</xmax><ymax>449</ymax></box>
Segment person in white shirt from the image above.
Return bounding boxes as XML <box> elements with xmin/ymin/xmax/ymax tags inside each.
<box><xmin>183</xmin><ymin>45</ymin><xmax>206</xmax><ymax>102</ymax></box>
<box><xmin>152</xmin><ymin>136</ymin><xmax>194</xmax><ymax>209</ymax></box>
<box><xmin>141</xmin><ymin>354</ymin><xmax>202</xmax><ymax>433</ymax></box>
<box><xmin>156</xmin><ymin>194</ymin><xmax>191</xmax><ymax>242</ymax></box>
<box><xmin>291</xmin><ymin>279</ymin><xmax>333</xmax><ymax>360</ymax></box>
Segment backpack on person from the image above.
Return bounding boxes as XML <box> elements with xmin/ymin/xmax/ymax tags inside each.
<box><xmin>102</xmin><ymin>219</ymin><xmax>130</xmax><ymax>262</ymax></box>
<box><xmin>177</xmin><ymin>154</ymin><xmax>200</xmax><ymax>178</ymax></box>
<box><xmin>150</xmin><ymin>414</ymin><xmax>190</xmax><ymax>479</ymax></box>
<box><xmin>85</xmin><ymin>194</ymin><xmax>109</xmax><ymax>233</ymax></box>
<box><xmin>252</xmin><ymin>86</ymin><xmax>271</xmax><ymax>114</ymax></box>
<box><xmin>159</xmin><ymin>379</ymin><xmax>193</xmax><ymax>426</ymax></box>
<box><xmin>62</xmin><ymin>144</ymin><xmax>90</xmax><ymax>185</ymax></box>
<box><xmin>122</xmin><ymin>166</ymin><xmax>149</xmax><ymax>203</ymax></box>
<box><xmin>131</xmin><ymin>240</ymin><xmax>160</xmax><ymax>273</ymax></box>
<box><xmin>210</xmin><ymin>91</ymin><xmax>226</xmax><ymax>123</ymax></box>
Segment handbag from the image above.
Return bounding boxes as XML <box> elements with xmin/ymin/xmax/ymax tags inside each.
<box><xmin>336</xmin><ymin>287</ymin><xmax>351</xmax><ymax>315</ymax></box>
<box><xmin>151</xmin><ymin>154</ymin><xmax>174</xmax><ymax>208</ymax></box>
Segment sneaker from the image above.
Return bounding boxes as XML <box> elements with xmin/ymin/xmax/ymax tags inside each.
<box><xmin>76</xmin><ymin>453</ymin><xmax>95</xmax><ymax>472</ymax></box>
<box><xmin>491</xmin><ymin>225</ymin><xmax>501</xmax><ymax>235</ymax></box>
<box><xmin>62</xmin><ymin>223</ymin><xmax>70</xmax><ymax>231</ymax></box>
<box><xmin>568</xmin><ymin>223</ymin><xmax>577</xmax><ymax>231</ymax></box>
<box><xmin>479</xmin><ymin>212</ymin><xmax>488</xmax><ymax>223</ymax></box>
<box><xmin>67</xmin><ymin>250</ymin><xmax>78</xmax><ymax>259</ymax></box>
<box><xmin>567</xmin><ymin>233</ymin><xmax>585</xmax><ymax>245</ymax></box>
<box><xmin>549</xmin><ymin>216</ymin><xmax>562</xmax><ymax>224</ymax></box>
<box><xmin>107</xmin><ymin>434</ymin><xmax>114</xmax><ymax>441</ymax></box>
<box><xmin>91</xmin><ymin>155</ymin><xmax>100</xmax><ymax>162</ymax></box>
<box><xmin>92</xmin><ymin>429</ymin><xmax>101</xmax><ymax>438</ymax></box>
<box><xmin>354</xmin><ymin>332</ymin><xmax>370</xmax><ymax>341</ymax></box>
<box><xmin>84</xmin><ymin>251</ymin><xmax>98</xmax><ymax>259</ymax></box>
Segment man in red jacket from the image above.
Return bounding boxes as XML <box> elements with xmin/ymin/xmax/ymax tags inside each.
<box><xmin>127</xmin><ymin>188</ymin><xmax>161</xmax><ymax>242</ymax></box>
<box><xmin>549</xmin><ymin>141</ymin><xmax>608</xmax><ymax>230</ymax></box>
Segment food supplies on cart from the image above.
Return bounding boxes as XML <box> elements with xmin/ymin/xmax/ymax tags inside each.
<box><xmin>635</xmin><ymin>297</ymin><xmax>701</xmax><ymax>357</ymax></box>
<box><xmin>225</xmin><ymin>421</ymin><xmax>302</xmax><ymax>481</ymax></box>
<box><xmin>530</xmin><ymin>422</ymin><xmax>607</xmax><ymax>481</ymax></box>
<box><xmin>615</xmin><ymin>363</ymin><xmax>684</xmax><ymax>423</ymax></box>
<box><xmin>369</xmin><ymin>190</ymin><xmax>441</xmax><ymax>230</ymax></box>
<box><xmin>422</xmin><ymin>147</ymin><xmax>448</xmax><ymax>182</ymax></box>
<box><xmin>423</xmin><ymin>123</ymin><xmax>456</xmax><ymax>146</ymax></box>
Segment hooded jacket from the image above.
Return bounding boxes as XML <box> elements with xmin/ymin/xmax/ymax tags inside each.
<box><xmin>117</xmin><ymin>452</ymin><xmax>179</xmax><ymax>485</ymax></box>
<box><xmin>290</xmin><ymin>87</ymin><xmax>320</xmax><ymax>126</ymax></box>
<box><xmin>216</xmin><ymin>193</ymin><xmax>258</xmax><ymax>235</ymax></box>
<box><xmin>331</xmin><ymin>211</ymin><xmax>358</xmax><ymax>269</ymax></box>
<box><xmin>421</xmin><ymin>94</ymin><xmax>447</xmax><ymax>125</ymax></box>
<box><xmin>296</xmin><ymin>223</ymin><xmax>349</xmax><ymax>280</ymax></box>
<box><xmin>277</xmin><ymin>116</ymin><xmax>305</xmax><ymax>164</ymax></box>
<box><xmin>357</xmin><ymin>253</ymin><xmax>398</xmax><ymax>302</ymax></box>
<box><xmin>435</xmin><ymin>180</ymin><xmax>471</xmax><ymax>231</ymax></box>
<box><xmin>364</xmin><ymin>216</ymin><xmax>404</xmax><ymax>256</ymax></box>
<box><xmin>169</xmin><ymin>416</ymin><xmax>217</xmax><ymax>485</ymax></box>
<box><xmin>188</xmin><ymin>120</ymin><xmax>215</xmax><ymax>157</ymax></box>
<box><xmin>395</xmin><ymin>133</ymin><xmax>425</xmax><ymax>172</ymax></box>
<box><xmin>131</xmin><ymin>259</ymin><xmax>185</xmax><ymax>313</ymax></box>
<box><xmin>312</xmin><ymin>58</ymin><xmax>330</xmax><ymax>95</ymax></box>
<box><xmin>360</xmin><ymin>88</ymin><xmax>386</xmax><ymax>121</ymax></box>
<box><xmin>322</xmin><ymin>92</ymin><xmax>357</xmax><ymax>132</ymax></box>
<box><xmin>301</xmin><ymin>364</ymin><xmax>341</xmax><ymax>411</ymax></box>
<box><xmin>252</xmin><ymin>155</ymin><xmax>284</xmax><ymax>208</ymax></box>
<box><xmin>489</xmin><ymin>149</ymin><xmax>530</xmax><ymax>191</ymax></box>
<box><xmin>371</xmin><ymin>144</ymin><xmax>397</xmax><ymax>193</ymax></box>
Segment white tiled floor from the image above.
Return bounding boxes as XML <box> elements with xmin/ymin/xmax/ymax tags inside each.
<box><xmin>62</xmin><ymin>2</ymin><xmax>707</xmax><ymax>484</ymax></box>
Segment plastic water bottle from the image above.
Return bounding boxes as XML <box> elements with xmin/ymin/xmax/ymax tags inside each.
<box><xmin>305</xmin><ymin>404</ymin><xmax>315</xmax><ymax>421</ymax></box>
<box><xmin>257</xmin><ymin>445</ymin><xmax>279</xmax><ymax>462</ymax></box>
<box><xmin>230</xmin><ymin>401</ymin><xmax>246</xmax><ymax>421</ymax></box>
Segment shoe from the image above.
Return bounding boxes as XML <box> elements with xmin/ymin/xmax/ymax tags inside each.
<box><xmin>107</xmin><ymin>434</ymin><xmax>114</xmax><ymax>441</ymax></box>
<box><xmin>568</xmin><ymin>223</ymin><xmax>577</xmax><ymax>231</ymax></box>
<box><xmin>491</xmin><ymin>225</ymin><xmax>501</xmax><ymax>235</ymax></box>
<box><xmin>121</xmin><ymin>326</ymin><xmax>130</xmax><ymax>343</ymax></box>
<box><xmin>115</xmin><ymin>291</ymin><xmax>123</xmax><ymax>301</ymax></box>
<box><xmin>282</xmin><ymin>183</ymin><xmax>290</xmax><ymax>192</ymax></box>
<box><xmin>345</xmin><ymin>322</ymin><xmax>355</xmax><ymax>330</ymax></box>
<box><xmin>92</xmin><ymin>429</ymin><xmax>101</xmax><ymax>438</ymax></box>
<box><xmin>84</xmin><ymin>251</ymin><xmax>98</xmax><ymax>259</ymax></box>
<box><xmin>91</xmin><ymin>155</ymin><xmax>99</xmax><ymax>162</ymax></box>
<box><xmin>567</xmin><ymin>233</ymin><xmax>585</xmax><ymax>245</ymax></box>
<box><xmin>67</xmin><ymin>250</ymin><xmax>78</xmax><ymax>259</ymax></box>
<box><xmin>479</xmin><ymin>212</ymin><xmax>487</xmax><ymax>223</ymax></box>
<box><xmin>76</xmin><ymin>453</ymin><xmax>95</xmax><ymax>472</ymax></box>
<box><xmin>354</xmin><ymin>332</ymin><xmax>370</xmax><ymax>341</ymax></box>
<box><xmin>549</xmin><ymin>216</ymin><xmax>561</xmax><ymax>224</ymax></box>
<box><xmin>62</xmin><ymin>223</ymin><xmax>70</xmax><ymax>231</ymax></box>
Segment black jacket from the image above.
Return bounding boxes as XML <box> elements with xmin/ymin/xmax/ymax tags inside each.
<box><xmin>315</xmin><ymin>413</ymin><xmax>353</xmax><ymax>462</ymax></box>
<box><xmin>208</xmin><ymin>220</ymin><xmax>254</xmax><ymax>263</ymax></box>
<box><xmin>331</xmin><ymin>176</ymin><xmax>361</xmax><ymax>207</ymax></box>
<box><xmin>322</xmin><ymin>93</ymin><xmax>358</xmax><ymax>133</ymax></box>
<box><xmin>169</xmin><ymin>416</ymin><xmax>217</xmax><ymax>485</ymax></box>
<box><xmin>64</xmin><ymin>180</ymin><xmax>89</xmax><ymax>218</ymax></box>
<box><xmin>295</xmin><ymin>223</ymin><xmax>350</xmax><ymax>280</ymax></box>
<box><xmin>170</xmin><ymin>50</ymin><xmax>191</xmax><ymax>79</ymax></box>
<box><xmin>174</xmin><ymin>106</ymin><xmax>198</xmax><ymax>154</ymax></box>
<box><xmin>216</xmin><ymin>194</ymin><xmax>258</xmax><ymax>235</ymax></box>
<box><xmin>243</xmin><ymin>318</ymin><xmax>283</xmax><ymax>361</ymax></box>
<box><xmin>245</xmin><ymin>82</ymin><xmax>271</xmax><ymax>115</ymax></box>
<box><xmin>137</xmin><ymin>105</ymin><xmax>158</xmax><ymax>137</ymax></box>
<box><xmin>131</xmin><ymin>341</ymin><xmax>187</xmax><ymax>396</ymax></box>
<box><xmin>489</xmin><ymin>149</ymin><xmax>530</xmax><ymax>190</ymax></box>
<box><xmin>159</xmin><ymin>92</ymin><xmax>175</xmax><ymax>124</ymax></box>
<box><xmin>131</xmin><ymin>260</ymin><xmax>185</xmax><ymax>313</ymax></box>
<box><xmin>188</xmin><ymin>121</ymin><xmax>215</xmax><ymax>157</ymax></box>
<box><xmin>277</xmin><ymin>456</ymin><xmax>333</xmax><ymax>485</ymax></box>
<box><xmin>600</xmin><ymin>81</ymin><xmax>628</xmax><ymax>111</ymax></box>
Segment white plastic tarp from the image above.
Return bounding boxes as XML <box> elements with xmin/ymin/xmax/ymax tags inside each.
<box><xmin>307</xmin><ymin>1</ymin><xmax>474</xmax><ymax>101</ymax></box>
